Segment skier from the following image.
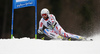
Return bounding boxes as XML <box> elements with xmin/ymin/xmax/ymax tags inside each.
<box><xmin>38</xmin><ymin>8</ymin><xmax>85</xmax><ymax>40</ymax></box>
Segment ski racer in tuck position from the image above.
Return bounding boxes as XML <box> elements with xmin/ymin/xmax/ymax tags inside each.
<box><xmin>38</xmin><ymin>8</ymin><xmax>85</xmax><ymax>41</ymax></box>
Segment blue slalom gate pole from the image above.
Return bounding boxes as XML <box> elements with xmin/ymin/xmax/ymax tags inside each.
<box><xmin>11</xmin><ymin>0</ymin><xmax>37</xmax><ymax>39</ymax></box>
<box><xmin>35</xmin><ymin>0</ymin><xmax>37</xmax><ymax>39</ymax></box>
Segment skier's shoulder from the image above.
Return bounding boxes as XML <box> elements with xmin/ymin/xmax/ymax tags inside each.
<box><xmin>48</xmin><ymin>14</ymin><xmax>56</xmax><ymax>19</ymax></box>
<box><xmin>39</xmin><ymin>18</ymin><xmax>44</xmax><ymax>22</ymax></box>
<box><xmin>48</xmin><ymin>14</ymin><xmax>55</xmax><ymax>17</ymax></box>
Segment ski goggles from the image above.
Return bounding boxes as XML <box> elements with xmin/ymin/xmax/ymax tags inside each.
<box><xmin>42</xmin><ymin>14</ymin><xmax>47</xmax><ymax>17</ymax></box>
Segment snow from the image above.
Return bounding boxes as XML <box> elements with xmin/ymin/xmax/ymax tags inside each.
<box><xmin>0</xmin><ymin>34</ymin><xmax>100</xmax><ymax>54</ymax></box>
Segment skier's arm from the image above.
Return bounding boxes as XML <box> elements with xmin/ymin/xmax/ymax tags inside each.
<box><xmin>38</xmin><ymin>19</ymin><xmax>43</xmax><ymax>34</ymax></box>
<box><xmin>51</xmin><ymin>15</ymin><xmax>59</xmax><ymax>27</ymax></box>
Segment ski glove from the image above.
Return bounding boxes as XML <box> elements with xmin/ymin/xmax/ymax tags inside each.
<box><xmin>38</xmin><ymin>29</ymin><xmax>43</xmax><ymax>34</ymax></box>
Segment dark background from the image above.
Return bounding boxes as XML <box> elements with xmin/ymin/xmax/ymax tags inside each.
<box><xmin>0</xmin><ymin>0</ymin><xmax>100</xmax><ymax>39</ymax></box>
<box><xmin>13</xmin><ymin>7</ymin><xmax>35</xmax><ymax>38</ymax></box>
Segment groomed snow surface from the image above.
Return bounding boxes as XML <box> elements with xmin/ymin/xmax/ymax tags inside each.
<box><xmin>0</xmin><ymin>34</ymin><xmax>100</xmax><ymax>54</ymax></box>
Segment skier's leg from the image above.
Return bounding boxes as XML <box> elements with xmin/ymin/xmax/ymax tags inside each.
<box><xmin>54</xmin><ymin>25</ymin><xmax>84</xmax><ymax>40</ymax></box>
<box><xmin>43</xmin><ymin>29</ymin><xmax>63</xmax><ymax>39</ymax></box>
<box><xmin>62</xmin><ymin>31</ymin><xmax>84</xmax><ymax>40</ymax></box>
<box><xmin>65</xmin><ymin>33</ymin><xmax>84</xmax><ymax>40</ymax></box>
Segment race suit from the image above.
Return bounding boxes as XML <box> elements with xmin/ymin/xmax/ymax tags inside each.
<box><xmin>38</xmin><ymin>14</ymin><xmax>82</xmax><ymax>39</ymax></box>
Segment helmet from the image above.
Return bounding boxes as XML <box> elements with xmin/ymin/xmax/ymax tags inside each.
<box><xmin>41</xmin><ymin>8</ymin><xmax>50</xmax><ymax>16</ymax></box>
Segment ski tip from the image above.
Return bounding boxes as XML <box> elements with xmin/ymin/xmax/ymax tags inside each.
<box><xmin>90</xmin><ymin>39</ymin><xmax>93</xmax><ymax>41</ymax></box>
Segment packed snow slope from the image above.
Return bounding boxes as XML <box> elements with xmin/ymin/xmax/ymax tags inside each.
<box><xmin>0</xmin><ymin>34</ymin><xmax>100</xmax><ymax>54</ymax></box>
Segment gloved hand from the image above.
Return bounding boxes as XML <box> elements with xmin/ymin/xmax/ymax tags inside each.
<box><xmin>38</xmin><ymin>29</ymin><xmax>43</xmax><ymax>34</ymax></box>
<box><xmin>52</xmin><ymin>21</ymin><xmax>57</xmax><ymax>29</ymax></box>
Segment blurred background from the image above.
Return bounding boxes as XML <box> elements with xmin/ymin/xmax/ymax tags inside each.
<box><xmin>0</xmin><ymin>0</ymin><xmax>100</xmax><ymax>39</ymax></box>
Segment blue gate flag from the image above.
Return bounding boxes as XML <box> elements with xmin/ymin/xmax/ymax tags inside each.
<box><xmin>11</xmin><ymin>0</ymin><xmax>37</xmax><ymax>39</ymax></box>
<box><xmin>13</xmin><ymin>0</ymin><xmax>36</xmax><ymax>9</ymax></box>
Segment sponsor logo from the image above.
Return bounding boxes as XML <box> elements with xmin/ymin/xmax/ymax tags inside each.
<box><xmin>16</xmin><ymin>1</ymin><xmax>33</xmax><ymax>8</ymax></box>
<box><xmin>50</xmin><ymin>33</ymin><xmax>55</xmax><ymax>36</ymax></box>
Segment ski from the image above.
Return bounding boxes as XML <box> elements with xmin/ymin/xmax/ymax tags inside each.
<box><xmin>63</xmin><ymin>37</ymin><xmax>93</xmax><ymax>41</ymax></box>
<box><xmin>84</xmin><ymin>38</ymin><xmax>93</xmax><ymax>41</ymax></box>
